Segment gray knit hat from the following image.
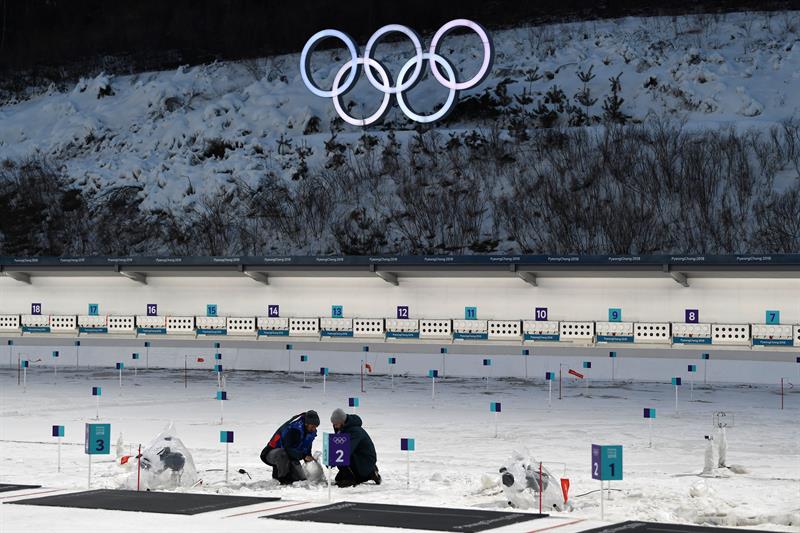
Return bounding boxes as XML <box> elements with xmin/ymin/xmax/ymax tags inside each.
<box><xmin>305</xmin><ymin>410</ymin><xmax>320</xmax><ymax>426</ymax></box>
<box><xmin>330</xmin><ymin>408</ymin><xmax>347</xmax><ymax>424</ymax></box>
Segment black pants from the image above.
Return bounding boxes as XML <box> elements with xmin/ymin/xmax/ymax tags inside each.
<box><xmin>335</xmin><ymin>466</ymin><xmax>375</xmax><ymax>487</ymax></box>
<box><xmin>260</xmin><ymin>446</ymin><xmax>306</xmax><ymax>484</ymax></box>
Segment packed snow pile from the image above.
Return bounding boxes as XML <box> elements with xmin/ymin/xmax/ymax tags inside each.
<box><xmin>121</xmin><ymin>423</ymin><xmax>198</xmax><ymax>490</ymax></box>
<box><xmin>500</xmin><ymin>450</ymin><xmax>571</xmax><ymax>511</ymax></box>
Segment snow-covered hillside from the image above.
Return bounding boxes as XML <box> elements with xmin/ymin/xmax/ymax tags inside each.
<box><xmin>1</xmin><ymin>11</ymin><xmax>799</xmax><ymax>255</ymax></box>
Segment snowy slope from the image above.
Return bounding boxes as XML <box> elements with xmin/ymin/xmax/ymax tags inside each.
<box><xmin>1</xmin><ymin>11</ymin><xmax>799</xmax><ymax>255</ymax></box>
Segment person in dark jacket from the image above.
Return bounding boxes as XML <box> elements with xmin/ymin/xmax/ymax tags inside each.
<box><xmin>330</xmin><ymin>408</ymin><xmax>381</xmax><ymax>487</ymax></box>
<box><xmin>260</xmin><ymin>410</ymin><xmax>319</xmax><ymax>484</ymax></box>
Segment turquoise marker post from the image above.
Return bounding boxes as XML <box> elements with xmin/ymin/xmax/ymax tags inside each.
<box><xmin>701</xmin><ymin>353</ymin><xmax>710</xmax><ymax>385</ymax></box>
<box><xmin>116</xmin><ymin>362</ymin><xmax>124</xmax><ymax>388</ymax></box>
<box><xmin>545</xmin><ymin>371</ymin><xmax>555</xmax><ymax>407</ymax></box>
<box><xmin>320</xmin><ymin>367</ymin><xmax>329</xmax><ymax>396</ymax></box>
<box><xmin>482</xmin><ymin>358</ymin><xmax>492</xmax><ymax>390</ymax></box>
<box><xmin>132</xmin><ymin>352</ymin><xmax>140</xmax><ymax>377</ymax></box>
<box><xmin>300</xmin><ymin>354</ymin><xmax>308</xmax><ymax>384</ymax></box>
<box><xmin>687</xmin><ymin>364</ymin><xmax>697</xmax><ymax>400</ymax></box>
<box><xmin>220</xmin><ymin>430</ymin><xmax>234</xmax><ymax>483</ymax></box>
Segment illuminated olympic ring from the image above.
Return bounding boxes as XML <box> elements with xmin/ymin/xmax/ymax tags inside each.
<box><xmin>300</xmin><ymin>19</ymin><xmax>493</xmax><ymax>125</ymax></box>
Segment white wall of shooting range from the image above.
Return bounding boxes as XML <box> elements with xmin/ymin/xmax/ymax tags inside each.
<box><xmin>1</xmin><ymin>275</ymin><xmax>798</xmax><ymax>383</ymax></box>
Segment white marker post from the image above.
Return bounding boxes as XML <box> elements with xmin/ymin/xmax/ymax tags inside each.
<box><xmin>52</xmin><ymin>351</ymin><xmax>59</xmax><ymax>382</ymax></box>
<box><xmin>320</xmin><ymin>367</ymin><xmax>328</xmax><ymax>397</ymax></box>
<box><xmin>22</xmin><ymin>360</ymin><xmax>28</xmax><ymax>393</ymax></box>
<box><xmin>490</xmin><ymin>402</ymin><xmax>501</xmax><ymax>438</ymax></box>
<box><xmin>220</xmin><ymin>431</ymin><xmax>233</xmax><ymax>484</ymax></box>
<box><xmin>401</xmin><ymin>438</ymin><xmax>415</xmax><ymax>488</ymax></box>
<box><xmin>643</xmin><ymin>408</ymin><xmax>655</xmax><ymax>448</ymax></box>
<box><xmin>117</xmin><ymin>362</ymin><xmax>124</xmax><ymax>388</ymax></box>
<box><xmin>672</xmin><ymin>377</ymin><xmax>681</xmax><ymax>414</ymax></box>
<box><xmin>52</xmin><ymin>425</ymin><xmax>64</xmax><ymax>472</ymax></box>
<box><xmin>483</xmin><ymin>359</ymin><xmax>492</xmax><ymax>391</ymax></box>
<box><xmin>92</xmin><ymin>387</ymin><xmax>102</xmax><ymax>420</ymax></box>
<box><xmin>217</xmin><ymin>390</ymin><xmax>227</xmax><ymax>424</ymax></box>
<box><xmin>545</xmin><ymin>372</ymin><xmax>554</xmax><ymax>407</ymax></box>
<box><xmin>429</xmin><ymin>370</ymin><xmax>438</xmax><ymax>403</ymax></box>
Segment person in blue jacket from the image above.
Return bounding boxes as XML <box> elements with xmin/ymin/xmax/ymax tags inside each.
<box><xmin>260</xmin><ymin>410</ymin><xmax>319</xmax><ymax>484</ymax></box>
<box><xmin>330</xmin><ymin>408</ymin><xmax>381</xmax><ymax>487</ymax></box>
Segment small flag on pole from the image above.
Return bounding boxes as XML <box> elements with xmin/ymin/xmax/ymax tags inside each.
<box><xmin>286</xmin><ymin>344</ymin><xmax>293</xmax><ymax>350</ymax></box>
<box><xmin>522</xmin><ymin>349</ymin><xmax>530</xmax><ymax>355</ymax></box>
<box><xmin>687</xmin><ymin>364</ymin><xmax>697</xmax><ymax>372</ymax></box>
<box><xmin>132</xmin><ymin>353</ymin><xmax>140</xmax><ymax>360</ymax></box>
<box><xmin>643</xmin><ymin>408</ymin><xmax>656</xmax><ymax>418</ymax></box>
<box><xmin>568</xmin><ymin>369</ymin><xmax>584</xmax><ymax>379</ymax></box>
<box><xmin>52</xmin><ymin>351</ymin><xmax>59</xmax><ymax>358</ymax></box>
<box><xmin>220</xmin><ymin>430</ymin><xmax>234</xmax><ymax>443</ymax></box>
<box><xmin>300</xmin><ymin>355</ymin><xmax>308</xmax><ymax>362</ymax></box>
<box><xmin>400</xmin><ymin>438</ymin><xmax>415</xmax><ymax>451</ymax></box>
<box><xmin>216</xmin><ymin>391</ymin><xmax>228</xmax><ymax>400</ymax></box>
<box><xmin>582</xmin><ymin>361</ymin><xmax>592</xmax><ymax>369</ymax></box>
<box><xmin>92</xmin><ymin>386</ymin><xmax>102</xmax><ymax>396</ymax></box>
<box><xmin>196</xmin><ymin>357</ymin><xmax>205</xmax><ymax>362</ymax></box>
<box><xmin>214</xmin><ymin>353</ymin><xmax>222</xmax><ymax>360</ymax></box>
<box><xmin>143</xmin><ymin>341</ymin><xmax>150</xmax><ymax>347</ymax></box>
<box><xmin>7</xmin><ymin>340</ymin><xmax>13</xmax><ymax>346</ymax></box>
<box><xmin>440</xmin><ymin>348</ymin><xmax>447</xmax><ymax>354</ymax></box>
<box><xmin>490</xmin><ymin>402</ymin><xmax>502</xmax><ymax>412</ymax></box>
<box><xmin>348</xmin><ymin>397</ymin><xmax>359</xmax><ymax>407</ymax></box>
<box><xmin>482</xmin><ymin>359</ymin><xmax>492</xmax><ymax>366</ymax></box>
<box><xmin>701</xmin><ymin>353</ymin><xmax>710</xmax><ymax>360</ymax></box>
<box><xmin>115</xmin><ymin>362</ymin><xmax>124</xmax><ymax>370</ymax></box>
<box><xmin>75</xmin><ymin>340</ymin><xmax>81</xmax><ymax>347</ymax></box>
<box><xmin>21</xmin><ymin>360</ymin><xmax>29</xmax><ymax>368</ymax></box>
<box><xmin>671</xmin><ymin>377</ymin><xmax>682</xmax><ymax>385</ymax></box>
<box><xmin>214</xmin><ymin>342</ymin><xmax>221</xmax><ymax>349</ymax></box>
<box><xmin>52</xmin><ymin>425</ymin><xmax>65</xmax><ymax>437</ymax></box>
<box><xmin>609</xmin><ymin>351</ymin><xmax>617</xmax><ymax>358</ymax></box>
<box><xmin>388</xmin><ymin>357</ymin><xmax>397</xmax><ymax>364</ymax></box>
<box><xmin>214</xmin><ymin>364</ymin><xmax>223</xmax><ymax>372</ymax></box>
<box><xmin>428</xmin><ymin>369</ymin><xmax>438</xmax><ymax>378</ymax></box>
<box><xmin>320</xmin><ymin>367</ymin><xmax>329</xmax><ymax>376</ymax></box>
<box><xmin>362</xmin><ymin>346</ymin><xmax>369</xmax><ymax>352</ymax></box>
<box><xmin>545</xmin><ymin>371</ymin><xmax>555</xmax><ymax>380</ymax></box>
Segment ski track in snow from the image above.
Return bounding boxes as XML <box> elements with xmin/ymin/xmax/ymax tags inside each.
<box><xmin>0</xmin><ymin>368</ymin><xmax>798</xmax><ymax>532</ymax></box>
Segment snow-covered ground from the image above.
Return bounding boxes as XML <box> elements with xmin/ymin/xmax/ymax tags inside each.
<box><xmin>1</xmin><ymin>11</ymin><xmax>799</xmax><ymax>211</ymax></box>
<box><xmin>1</xmin><ymin>367</ymin><xmax>798</xmax><ymax>532</ymax></box>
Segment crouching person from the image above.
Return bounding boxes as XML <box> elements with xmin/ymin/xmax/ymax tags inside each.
<box><xmin>260</xmin><ymin>410</ymin><xmax>320</xmax><ymax>485</ymax></box>
<box><xmin>330</xmin><ymin>408</ymin><xmax>381</xmax><ymax>487</ymax></box>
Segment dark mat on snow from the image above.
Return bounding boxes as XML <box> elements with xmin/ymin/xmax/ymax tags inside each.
<box><xmin>580</xmin><ymin>521</ymin><xmax>772</xmax><ymax>533</ymax></box>
<box><xmin>265</xmin><ymin>501</ymin><xmax>548</xmax><ymax>532</ymax></box>
<box><xmin>8</xmin><ymin>489</ymin><xmax>279</xmax><ymax>515</ymax></box>
<box><xmin>0</xmin><ymin>484</ymin><xmax>41</xmax><ymax>493</ymax></box>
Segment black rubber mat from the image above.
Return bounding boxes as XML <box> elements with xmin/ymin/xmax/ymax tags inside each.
<box><xmin>0</xmin><ymin>484</ymin><xmax>41</xmax><ymax>492</ymax></box>
<box><xmin>266</xmin><ymin>501</ymin><xmax>547</xmax><ymax>532</ymax></box>
<box><xmin>8</xmin><ymin>489</ymin><xmax>279</xmax><ymax>515</ymax></box>
<box><xmin>580</xmin><ymin>521</ymin><xmax>772</xmax><ymax>533</ymax></box>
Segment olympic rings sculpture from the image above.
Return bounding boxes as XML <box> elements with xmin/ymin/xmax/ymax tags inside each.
<box><xmin>300</xmin><ymin>19</ymin><xmax>493</xmax><ymax>126</ymax></box>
